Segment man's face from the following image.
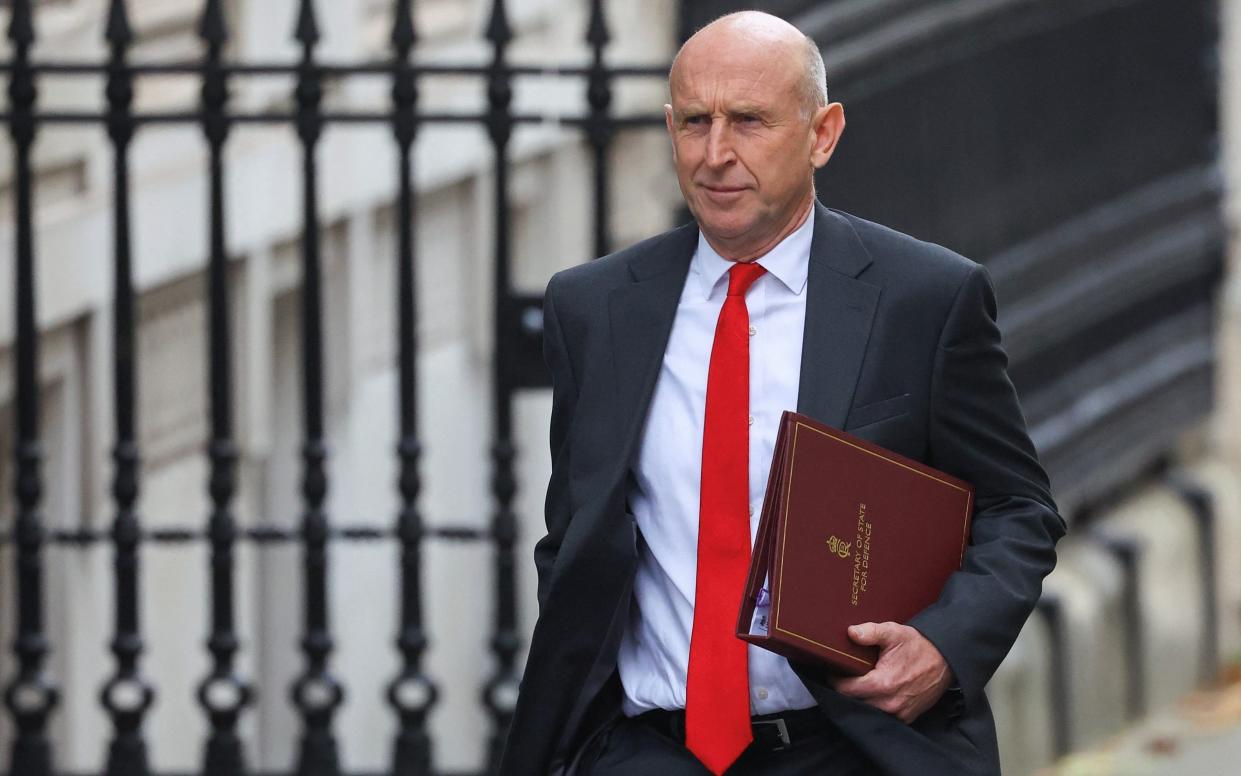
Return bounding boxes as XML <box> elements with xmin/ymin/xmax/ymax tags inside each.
<box><xmin>666</xmin><ymin>40</ymin><xmax>838</xmax><ymax>259</ymax></box>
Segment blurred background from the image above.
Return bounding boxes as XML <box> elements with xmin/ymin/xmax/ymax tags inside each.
<box><xmin>0</xmin><ymin>0</ymin><xmax>1237</xmax><ymax>774</ymax></box>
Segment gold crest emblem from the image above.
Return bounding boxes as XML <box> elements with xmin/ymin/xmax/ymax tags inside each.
<box><xmin>826</xmin><ymin>535</ymin><xmax>852</xmax><ymax>559</ymax></box>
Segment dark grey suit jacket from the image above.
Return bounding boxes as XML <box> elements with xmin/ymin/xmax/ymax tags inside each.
<box><xmin>499</xmin><ymin>201</ymin><xmax>1065</xmax><ymax>776</ymax></box>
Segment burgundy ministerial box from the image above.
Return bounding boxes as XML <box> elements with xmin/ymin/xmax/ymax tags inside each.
<box><xmin>736</xmin><ymin>411</ymin><xmax>974</xmax><ymax>676</ymax></box>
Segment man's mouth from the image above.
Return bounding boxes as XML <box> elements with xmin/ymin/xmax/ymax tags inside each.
<box><xmin>701</xmin><ymin>185</ymin><xmax>748</xmax><ymax>202</ymax></box>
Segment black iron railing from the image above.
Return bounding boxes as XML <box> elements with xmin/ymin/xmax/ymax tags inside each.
<box><xmin>0</xmin><ymin>1</ymin><xmax>664</xmax><ymax>774</ymax></box>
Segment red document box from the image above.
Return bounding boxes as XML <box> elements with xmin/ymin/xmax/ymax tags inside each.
<box><xmin>736</xmin><ymin>411</ymin><xmax>973</xmax><ymax>676</ymax></box>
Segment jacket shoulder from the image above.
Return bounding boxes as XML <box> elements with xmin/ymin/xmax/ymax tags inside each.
<box><xmin>831</xmin><ymin>209</ymin><xmax>980</xmax><ymax>299</ymax></box>
<box><xmin>546</xmin><ymin>222</ymin><xmax>696</xmax><ymax>299</ymax></box>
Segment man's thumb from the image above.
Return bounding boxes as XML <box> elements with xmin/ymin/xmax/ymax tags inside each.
<box><xmin>848</xmin><ymin>623</ymin><xmax>879</xmax><ymax>644</ymax></box>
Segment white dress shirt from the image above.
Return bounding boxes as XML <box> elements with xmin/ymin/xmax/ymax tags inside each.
<box><xmin>618</xmin><ymin>209</ymin><xmax>818</xmax><ymax>716</ymax></box>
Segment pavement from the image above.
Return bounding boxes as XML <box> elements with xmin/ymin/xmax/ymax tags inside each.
<box><xmin>1041</xmin><ymin>666</ymin><xmax>1241</xmax><ymax>776</ymax></box>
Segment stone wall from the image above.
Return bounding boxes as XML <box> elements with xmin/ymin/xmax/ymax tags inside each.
<box><xmin>990</xmin><ymin>7</ymin><xmax>1241</xmax><ymax>771</ymax></box>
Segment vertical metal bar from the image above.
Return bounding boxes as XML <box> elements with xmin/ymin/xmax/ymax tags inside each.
<box><xmin>1094</xmin><ymin>533</ymin><xmax>1145</xmax><ymax>721</ymax></box>
<box><xmin>386</xmin><ymin>3</ymin><xmax>439</xmax><ymax>775</ymax></box>
<box><xmin>1168</xmin><ymin>476</ymin><xmax>1219</xmax><ymax>684</ymax></box>
<box><xmin>585</xmin><ymin>0</ymin><xmax>613</xmax><ymax>259</ymax></box>
<box><xmin>290</xmin><ymin>3</ymin><xmax>344</xmax><ymax>775</ymax></box>
<box><xmin>100</xmin><ymin>4</ymin><xmax>156</xmax><ymax>775</ymax></box>
<box><xmin>1035</xmin><ymin>594</ymin><xmax>1071</xmax><ymax>759</ymax></box>
<box><xmin>482</xmin><ymin>1</ymin><xmax>520</xmax><ymax>771</ymax></box>
<box><xmin>1201</xmin><ymin>0</ymin><xmax>1220</xmax><ymax>161</ymax></box>
<box><xmin>3</xmin><ymin>2</ymin><xmax>60</xmax><ymax>774</ymax></box>
<box><xmin>196</xmin><ymin>3</ymin><xmax>253</xmax><ymax>774</ymax></box>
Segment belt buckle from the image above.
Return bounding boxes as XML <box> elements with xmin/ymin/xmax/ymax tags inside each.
<box><xmin>753</xmin><ymin>717</ymin><xmax>791</xmax><ymax>751</ymax></box>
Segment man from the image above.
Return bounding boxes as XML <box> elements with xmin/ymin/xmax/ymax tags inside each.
<box><xmin>500</xmin><ymin>11</ymin><xmax>1064</xmax><ymax>776</ymax></box>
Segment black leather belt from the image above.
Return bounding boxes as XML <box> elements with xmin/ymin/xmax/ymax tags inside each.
<box><xmin>634</xmin><ymin>706</ymin><xmax>828</xmax><ymax>753</ymax></box>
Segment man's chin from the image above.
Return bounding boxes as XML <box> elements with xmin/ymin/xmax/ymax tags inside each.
<box><xmin>698</xmin><ymin>218</ymin><xmax>758</xmax><ymax>245</ymax></box>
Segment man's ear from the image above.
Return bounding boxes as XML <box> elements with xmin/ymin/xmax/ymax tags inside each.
<box><xmin>665</xmin><ymin>103</ymin><xmax>678</xmax><ymax>161</ymax></box>
<box><xmin>810</xmin><ymin>102</ymin><xmax>846</xmax><ymax>169</ymax></box>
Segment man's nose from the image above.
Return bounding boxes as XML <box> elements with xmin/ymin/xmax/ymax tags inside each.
<box><xmin>705</xmin><ymin>119</ymin><xmax>736</xmax><ymax>169</ymax></box>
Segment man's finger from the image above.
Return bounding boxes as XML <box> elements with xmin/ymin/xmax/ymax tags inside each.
<box><xmin>848</xmin><ymin>621</ymin><xmax>903</xmax><ymax>646</ymax></box>
<box><xmin>831</xmin><ymin>669</ymin><xmax>889</xmax><ymax>699</ymax></box>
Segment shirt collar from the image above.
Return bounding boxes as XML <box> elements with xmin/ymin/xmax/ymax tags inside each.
<box><xmin>693</xmin><ymin>208</ymin><xmax>814</xmax><ymax>300</ymax></box>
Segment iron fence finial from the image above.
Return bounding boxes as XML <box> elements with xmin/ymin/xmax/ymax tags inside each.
<box><xmin>586</xmin><ymin>0</ymin><xmax>610</xmax><ymax>48</ymax></box>
<box><xmin>199</xmin><ymin>0</ymin><xmax>230</xmax><ymax>48</ymax></box>
<box><xmin>392</xmin><ymin>0</ymin><xmax>417</xmax><ymax>51</ymax></box>
<box><xmin>105</xmin><ymin>0</ymin><xmax>133</xmax><ymax>48</ymax></box>
<box><xmin>295</xmin><ymin>0</ymin><xmax>322</xmax><ymax>48</ymax></box>
<box><xmin>7</xmin><ymin>0</ymin><xmax>33</xmax><ymax>46</ymax></box>
<box><xmin>485</xmin><ymin>0</ymin><xmax>512</xmax><ymax>47</ymax></box>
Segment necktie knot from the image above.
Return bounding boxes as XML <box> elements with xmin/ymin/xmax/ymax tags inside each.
<box><xmin>727</xmin><ymin>261</ymin><xmax>766</xmax><ymax>297</ymax></box>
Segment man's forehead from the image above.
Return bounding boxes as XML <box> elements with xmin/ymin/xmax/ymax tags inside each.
<box><xmin>669</xmin><ymin>60</ymin><xmax>796</xmax><ymax>108</ymax></box>
<box><xmin>670</xmin><ymin>34</ymin><xmax>801</xmax><ymax>98</ymax></box>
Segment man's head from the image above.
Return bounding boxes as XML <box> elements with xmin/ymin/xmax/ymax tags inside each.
<box><xmin>666</xmin><ymin>12</ymin><xmax>845</xmax><ymax>261</ymax></box>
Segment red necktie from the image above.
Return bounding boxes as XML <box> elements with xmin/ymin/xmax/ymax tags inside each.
<box><xmin>686</xmin><ymin>261</ymin><xmax>766</xmax><ymax>775</ymax></box>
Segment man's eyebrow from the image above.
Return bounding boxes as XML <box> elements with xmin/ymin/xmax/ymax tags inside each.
<box><xmin>673</xmin><ymin>102</ymin><xmax>770</xmax><ymax>117</ymax></box>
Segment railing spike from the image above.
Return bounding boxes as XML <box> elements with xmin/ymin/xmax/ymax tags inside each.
<box><xmin>105</xmin><ymin>0</ymin><xmax>133</xmax><ymax>48</ymax></box>
<box><xmin>198</xmin><ymin>0</ymin><xmax>230</xmax><ymax>48</ymax></box>
<box><xmin>485</xmin><ymin>0</ymin><xmax>512</xmax><ymax>47</ymax></box>
<box><xmin>391</xmin><ymin>0</ymin><xmax>417</xmax><ymax>51</ymax></box>
<box><xmin>7</xmin><ymin>0</ymin><xmax>34</xmax><ymax>47</ymax></box>
<box><xmin>586</xmin><ymin>0</ymin><xmax>610</xmax><ymax>48</ymax></box>
<box><xmin>295</xmin><ymin>0</ymin><xmax>321</xmax><ymax>48</ymax></box>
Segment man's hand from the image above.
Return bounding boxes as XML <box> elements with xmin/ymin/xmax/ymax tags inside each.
<box><xmin>829</xmin><ymin>622</ymin><xmax>953</xmax><ymax>724</ymax></box>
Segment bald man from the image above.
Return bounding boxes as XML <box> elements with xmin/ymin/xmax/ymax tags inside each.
<box><xmin>499</xmin><ymin>12</ymin><xmax>1063</xmax><ymax>776</ymax></box>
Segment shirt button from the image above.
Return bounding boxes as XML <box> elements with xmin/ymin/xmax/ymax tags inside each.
<box><xmin>748</xmin><ymin>505</ymin><xmax>755</xmax><ymax>517</ymax></box>
<box><xmin>748</xmin><ymin>325</ymin><xmax>756</xmax><ymax>336</ymax></box>
<box><xmin>748</xmin><ymin>415</ymin><xmax>754</xmax><ymax>426</ymax></box>
<box><xmin>757</xmin><ymin>688</ymin><xmax>769</xmax><ymax>700</ymax></box>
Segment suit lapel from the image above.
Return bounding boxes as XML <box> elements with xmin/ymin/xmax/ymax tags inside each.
<box><xmin>608</xmin><ymin>224</ymin><xmax>697</xmax><ymax>477</ymax></box>
<box><xmin>549</xmin><ymin>227</ymin><xmax>695</xmax><ymax>759</ymax></box>
<box><xmin>797</xmin><ymin>203</ymin><xmax>881</xmax><ymax>428</ymax></box>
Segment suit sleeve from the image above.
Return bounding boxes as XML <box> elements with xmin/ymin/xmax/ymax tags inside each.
<box><xmin>906</xmin><ymin>264</ymin><xmax>1067</xmax><ymax>702</ymax></box>
<box><xmin>533</xmin><ymin>274</ymin><xmax>579</xmax><ymax>613</ymax></box>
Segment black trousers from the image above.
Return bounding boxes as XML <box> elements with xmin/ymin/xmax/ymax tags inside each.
<box><xmin>580</xmin><ymin>713</ymin><xmax>879</xmax><ymax>775</ymax></box>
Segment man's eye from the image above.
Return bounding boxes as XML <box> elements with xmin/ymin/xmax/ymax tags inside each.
<box><xmin>736</xmin><ymin>114</ymin><xmax>761</xmax><ymax>125</ymax></box>
<box><xmin>684</xmin><ymin>115</ymin><xmax>708</xmax><ymax>126</ymax></box>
